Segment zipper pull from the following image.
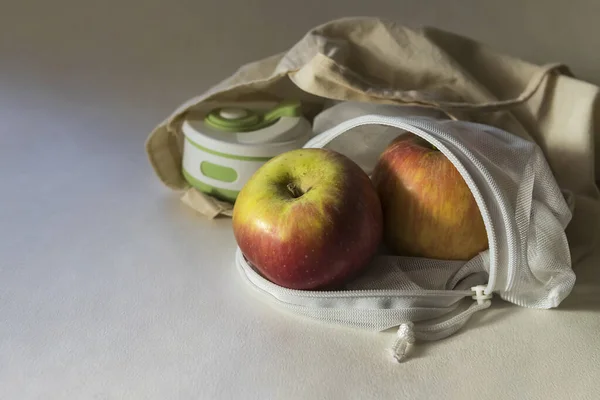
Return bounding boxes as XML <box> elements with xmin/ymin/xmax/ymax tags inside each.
<box><xmin>471</xmin><ymin>285</ymin><xmax>493</xmax><ymax>305</ymax></box>
<box><xmin>390</xmin><ymin>322</ymin><xmax>415</xmax><ymax>363</ymax></box>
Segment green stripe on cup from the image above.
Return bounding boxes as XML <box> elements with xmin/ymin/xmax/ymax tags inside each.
<box><xmin>200</xmin><ymin>161</ymin><xmax>238</xmax><ymax>183</ymax></box>
<box><xmin>185</xmin><ymin>137</ymin><xmax>272</xmax><ymax>162</ymax></box>
<box><xmin>183</xmin><ymin>169</ymin><xmax>240</xmax><ymax>203</ymax></box>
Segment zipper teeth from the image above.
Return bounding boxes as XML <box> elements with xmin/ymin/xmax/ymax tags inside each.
<box><xmin>236</xmin><ymin>249</ymin><xmax>472</xmax><ymax>298</ymax></box>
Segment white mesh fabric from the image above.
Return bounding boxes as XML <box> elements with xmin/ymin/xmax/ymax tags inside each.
<box><xmin>236</xmin><ymin>249</ymin><xmax>481</xmax><ymax>331</ymax></box>
<box><xmin>345</xmin><ymin>254</ymin><xmax>485</xmax><ymax>292</ymax></box>
<box><xmin>235</xmin><ymin>103</ymin><xmax>576</xmax><ymax>337</ymax></box>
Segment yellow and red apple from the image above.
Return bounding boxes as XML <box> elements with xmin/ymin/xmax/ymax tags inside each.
<box><xmin>232</xmin><ymin>148</ymin><xmax>383</xmax><ymax>290</ymax></box>
<box><xmin>372</xmin><ymin>134</ymin><xmax>488</xmax><ymax>260</ymax></box>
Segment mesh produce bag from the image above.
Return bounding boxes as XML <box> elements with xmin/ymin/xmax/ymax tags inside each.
<box><xmin>235</xmin><ymin>102</ymin><xmax>576</xmax><ymax>362</ymax></box>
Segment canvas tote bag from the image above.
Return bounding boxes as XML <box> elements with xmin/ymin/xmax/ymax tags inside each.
<box><xmin>145</xmin><ymin>17</ymin><xmax>600</xmax><ymax>361</ymax></box>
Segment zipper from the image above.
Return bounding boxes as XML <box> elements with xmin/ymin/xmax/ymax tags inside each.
<box><xmin>303</xmin><ymin>115</ymin><xmax>521</xmax><ymax>295</ymax></box>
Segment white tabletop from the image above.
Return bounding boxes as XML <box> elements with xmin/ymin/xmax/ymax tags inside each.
<box><xmin>2</xmin><ymin>1</ymin><xmax>600</xmax><ymax>399</ymax></box>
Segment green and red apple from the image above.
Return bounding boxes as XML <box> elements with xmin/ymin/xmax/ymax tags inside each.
<box><xmin>232</xmin><ymin>148</ymin><xmax>383</xmax><ymax>290</ymax></box>
<box><xmin>372</xmin><ymin>134</ymin><xmax>488</xmax><ymax>260</ymax></box>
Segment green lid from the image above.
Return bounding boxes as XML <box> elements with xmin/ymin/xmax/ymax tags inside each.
<box><xmin>204</xmin><ymin>100</ymin><xmax>302</xmax><ymax>132</ymax></box>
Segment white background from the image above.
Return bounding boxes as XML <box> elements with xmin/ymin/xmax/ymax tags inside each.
<box><xmin>1</xmin><ymin>1</ymin><xmax>599</xmax><ymax>399</ymax></box>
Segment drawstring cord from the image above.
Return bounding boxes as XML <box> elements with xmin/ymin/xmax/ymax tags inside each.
<box><xmin>391</xmin><ymin>322</ymin><xmax>416</xmax><ymax>362</ymax></box>
<box><xmin>391</xmin><ymin>285</ymin><xmax>492</xmax><ymax>363</ymax></box>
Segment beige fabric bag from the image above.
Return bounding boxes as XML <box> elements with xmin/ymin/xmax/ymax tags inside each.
<box><xmin>145</xmin><ymin>16</ymin><xmax>599</xmax><ymax>265</ymax></box>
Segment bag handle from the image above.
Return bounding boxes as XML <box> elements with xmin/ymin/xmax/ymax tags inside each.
<box><xmin>289</xmin><ymin>52</ymin><xmax>569</xmax><ymax>113</ymax></box>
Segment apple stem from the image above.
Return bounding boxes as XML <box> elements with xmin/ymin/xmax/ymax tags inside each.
<box><xmin>286</xmin><ymin>182</ymin><xmax>304</xmax><ymax>198</ymax></box>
